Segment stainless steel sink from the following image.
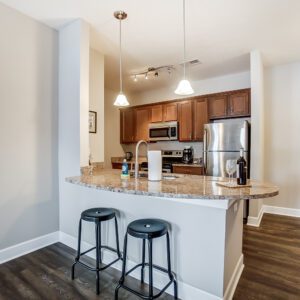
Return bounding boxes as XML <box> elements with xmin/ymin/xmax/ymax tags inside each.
<box><xmin>130</xmin><ymin>172</ymin><xmax>178</xmax><ymax>180</ymax></box>
<box><xmin>162</xmin><ymin>175</ymin><xmax>178</xmax><ymax>180</ymax></box>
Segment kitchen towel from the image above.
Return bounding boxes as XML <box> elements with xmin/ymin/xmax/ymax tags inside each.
<box><xmin>148</xmin><ymin>150</ymin><xmax>162</xmax><ymax>181</ymax></box>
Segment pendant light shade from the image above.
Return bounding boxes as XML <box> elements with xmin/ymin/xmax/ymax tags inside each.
<box><xmin>114</xmin><ymin>93</ymin><xmax>129</xmax><ymax>106</ymax></box>
<box><xmin>174</xmin><ymin>79</ymin><xmax>194</xmax><ymax>95</ymax></box>
<box><xmin>175</xmin><ymin>0</ymin><xmax>194</xmax><ymax>96</ymax></box>
<box><xmin>114</xmin><ymin>11</ymin><xmax>129</xmax><ymax>107</ymax></box>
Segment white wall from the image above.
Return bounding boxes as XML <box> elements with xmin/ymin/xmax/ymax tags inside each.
<box><xmin>263</xmin><ymin>61</ymin><xmax>300</xmax><ymax>209</ymax></box>
<box><xmin>0</xmin><ymin>3</ymin><xmax>59</xmax><ymax>249</ymax></box>
<box><xmin>89</xmin><ymin>48</ymin><xmax>104</xmax><ymax>163</ymax></box>
<box><xmin>131</xmin><ymin>71</ymin><xmax>251</xmax><ymax>105</ymax></box>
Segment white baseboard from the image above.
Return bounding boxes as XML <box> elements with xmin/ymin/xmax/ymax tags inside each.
<box><xmin>247</xmin><ymin>205</ymin><xmax>300</xmax><ymax>227</ymax></box>
<box><xmin>223</xmin><ymin>255</ymin><xmax>244</xmax><ymax>300</ymax></box>
<box><xmin>247</xmin><ymin>205</ymin><xmax>264</xmax><ymax>227</ymax></box>
<box><xmin>0</xmin><ymin>231</ymin><xmax>60</xmax><ymax>264</ymax></box>
<box><xmin>60</xmin><ymin>231</ymin><xmax>223</xmax><ymax>300</ymax></box>
<box><xmin>263</xmin><ymin>205</ymin><xmax>300</xmax><ymax>217</ymax></box>
<box><xmin>0</xmin><ymin>230</ymin><xmax>243</xmax><ymax>299</ymax></box>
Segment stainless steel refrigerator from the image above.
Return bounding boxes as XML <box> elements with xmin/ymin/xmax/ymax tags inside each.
<box><xmin>203</xmin><ymin>119</ymin><xmax>250</xmax><ymax>178</ymax></box>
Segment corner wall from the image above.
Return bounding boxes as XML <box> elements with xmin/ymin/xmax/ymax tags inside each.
<box><xmin>0</xmin><ymin>3</ymin><xmax>59</xmax><ymax>249</ymax></box>
<box><xmin>263</xmin><ymin>62</ymin><xmax>300</xmax><ymax>210</ymax></box>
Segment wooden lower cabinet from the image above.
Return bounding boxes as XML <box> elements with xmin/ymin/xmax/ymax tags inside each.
<box><xmin>173</xmin><ymin>165</ymin><xmax>204</xmax><ymax>175</ymax></box>
<box><xmin>111</xmin><ymin>162</ymin><xmax>123</xmax><ymax>169</ymax></box>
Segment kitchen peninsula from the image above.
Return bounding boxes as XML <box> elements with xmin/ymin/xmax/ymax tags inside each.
<box><xmin>66</xmin><ymin>169</ymin><xmax>278</xmax><ymax>300</ymax></box>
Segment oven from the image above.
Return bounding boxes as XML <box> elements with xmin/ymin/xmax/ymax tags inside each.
<box><xmin>148</xmin><ymin>121</ymin><xmax>178</xmax><ymax>141</ymax></box>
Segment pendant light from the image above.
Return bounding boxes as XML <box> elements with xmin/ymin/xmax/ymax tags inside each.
<box><xmin>175</xmin><ymin>0</ymin><xmax>194</xmax><ymax>95</ymax></box>
<box><xmin>114</xmin><ymin>11</ymin><xmax>130</xmax><ymax>106</ymax></box>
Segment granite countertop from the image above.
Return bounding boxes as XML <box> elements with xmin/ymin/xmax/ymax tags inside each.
<box><xmin>66</xmin><ymin>169</ymin><xmax>279</xmax><ymax>201</ymax></box>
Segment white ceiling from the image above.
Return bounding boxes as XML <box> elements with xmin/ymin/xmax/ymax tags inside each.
<box><xmin>2</xmin><ymin>0</ymin><xmax>300</xmax><ymax>94</ymax></box>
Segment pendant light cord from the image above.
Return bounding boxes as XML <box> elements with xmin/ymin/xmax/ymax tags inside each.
<box><xmin>119</xmin><ymin>19</ymin><xmax>123</xmax><ymax>93</ymax></box>
<box><xmin>183</xmin><ymin>0</ymin><xmax>186</xmax><ymax>80</ymax></box>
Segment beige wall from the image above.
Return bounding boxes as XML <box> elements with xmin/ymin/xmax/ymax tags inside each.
<box><xmin>263</xmin><ymin>61</ymin><xmax>300</xmax><ymax>209</ymax></box>
<box><xmin>89</xmin><ymin>48</ymin><xmax>104</xmax><ymax>162</ymax></box>
<box><xmin>131</xmin><ymin>71</ymin><xmax>250</xmax><ymax>105</ymax></box>
<box><xmin>0</xmin><ymin>3</ymin><xmax>59</xmax><ymax>249</ymax></box>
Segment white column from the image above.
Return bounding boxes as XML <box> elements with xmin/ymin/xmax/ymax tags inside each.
<box><xmin>58</xmin><ymin>19</ymin><xmax>90</xmax><ymax>232</ymax></box>
<box><xmin>58</xmin><ymin>19</ymin><xmax>89</xmax><ymax>179</ymax></box>
<box><xmin>249</xmin><ymin>50</ymin><xmax>265</xmax><ymax>219</ymax></box>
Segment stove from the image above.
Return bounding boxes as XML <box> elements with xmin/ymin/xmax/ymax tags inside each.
<box><xmin>140</xmin><ymin>150</ymin><xmax>183</xmax><ymax>173</ymax></box>
<box><xmin>162</xmin><ymin>150</ymin><xmax>183</xmax><ymax>173</ymax></box>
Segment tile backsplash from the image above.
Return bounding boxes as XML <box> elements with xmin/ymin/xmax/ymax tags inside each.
<box><xmin>122</xmin><ymin>141</ymin><xmax>203</xmax><ymax>158</ymax></box>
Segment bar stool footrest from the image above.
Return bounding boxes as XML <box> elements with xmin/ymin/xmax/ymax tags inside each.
<box><xmin>75</xmin><ymin>245</ymin><xmax>121</xmax><ymax>272</ymax></box>
<box><xmin>120</xmin><ymin>262</ymin><xmax>176</xmax><ymax>300</ymax></box>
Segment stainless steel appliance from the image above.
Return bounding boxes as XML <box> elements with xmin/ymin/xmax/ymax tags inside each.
<box><xmin>182</xmin><ymin>146</ymin><xmax>193</xmax><ymax>164</ymax></box>
<box><xmin>125</xmin><ymin>151</ymin><xmax>133</xmax><ymax>161</ymax></box>
<box><xmin>162</xmin><ymin>150</ymin><xmax>183</xmax><ymax>172</ymax></box>
<box><xmin>203</xmin><ymin>120</ymin><xmax>250</xmax><ymax>177</ymax></box>
<box><xmin>149</xmin><ymin>121</ymin><xmax>178</xmax><ymax>141</ymax></box>
<box><xmin>140</xmin><ymin>150</ymin><xmax>183</xmax><ymax>173</ymax></box>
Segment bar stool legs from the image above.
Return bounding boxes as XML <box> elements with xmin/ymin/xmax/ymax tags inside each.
<box><xmin>141</xmin><ymin>239</ymin><xmax>146</xmax><ymax>283</ymax></box>
<box><xmin>71</xmin><ymin>208</ymin><xmax>121</xmax><ymax>295</ymax></box>
<box><xmin>71</xmin><ymin>219</ymin><xmax>82</xmax><ymax>280</ymax></box>
<box><xmin>115</xmin><ymin>224</ymin><xmax>178</xmax><ymax>300</ymax></box>
<box><xmin>95</xmin><ymin>221</ymin><xmax>100</xmax><ymax>294</ymax></box>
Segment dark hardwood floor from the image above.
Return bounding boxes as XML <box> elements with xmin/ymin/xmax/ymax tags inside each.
<box><xmin>234</xmin><ymin>213</ymin><xmax>300</xmax><ymax>300</ymax></box>
<box><xmin>1</xmin><ymin>214</ymin><xmax>300</xmax><ymax>299</ymax></box>
<box><xmin>0</xmin><ymin>243</ymin><xmax>175</xmax><ymax>300</ymax></box>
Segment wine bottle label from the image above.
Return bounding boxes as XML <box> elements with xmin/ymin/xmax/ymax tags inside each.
<box><xmin>236</xmin><ymin>164</ymin><xmax>240</xmax><ymax>178</ymax></box>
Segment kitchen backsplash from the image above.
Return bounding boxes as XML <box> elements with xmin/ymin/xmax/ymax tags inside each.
<box><xmin>122</xmin><ymin>141</ymin><xmax>204</xmax><ymax>158</ymax></box>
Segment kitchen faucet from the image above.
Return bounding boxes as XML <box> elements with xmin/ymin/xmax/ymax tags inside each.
<box><xmin>135</xmin><ymin>140</ymin><xmax>148</xmax><ymax>179</ymax></box>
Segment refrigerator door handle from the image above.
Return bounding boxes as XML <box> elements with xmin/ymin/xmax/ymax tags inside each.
<box><xmin>203</xmin><ymin>129</ymin><xmax>207</xmax><ymax>170</ymax></box>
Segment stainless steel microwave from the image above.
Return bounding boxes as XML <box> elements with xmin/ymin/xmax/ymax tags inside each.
<box><xmin>148</xmin><ymin>121</ymin><xmax>178</xmax><ymax>141</ymax></box>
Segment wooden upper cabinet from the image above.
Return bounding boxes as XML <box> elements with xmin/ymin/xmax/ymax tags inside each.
<box><xmin>163</xmin><ymin>103</ymin><xmax>178</xmax><ymax>121</ymax></box>
<box><xmin>120</xmin><ymin>109</ymin><xmax>135</xmax><ymax>143</ymax></box>
<box><xmin>193</xmin><ymin>98</ymin><xmax>208</xmax><ymax>141</ymax></box>
<box><xmin>208</xmin><ymin>96</ymin><xmax>227</xmax><ymax>119</ymax></box>
<box><xmin>150</xmin><ymin>105</ymin><xmax>163</xmax><ymax>123</ymax></box>
<box><xmin>228</xmin><ymin>92</ymin><xmax>250</xmax><ymax>117</ymax></box>
<box><xmin>150</xmin><ymin>103</ymin><xmax>178</xmax><ymax>122</ymax></box>
<box><xmin>178</xmin><ymin>101</ymin><xmax>193</xmax><ymax>141</ymax></box>
<box><xmin>135</xmin><ymin>107</ymin><xmax>150</xmax><ymax>141</ymax></box>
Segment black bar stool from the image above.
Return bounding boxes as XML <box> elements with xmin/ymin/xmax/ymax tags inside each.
<box><xmin>115</xmin><ymin>218</ymin><xmax>178</xmax><ymax>300</ymax></box>
<box><xmin>71</xmin><ymin>207</ymin><xmax>121</xmax><ymax>294</ymax></box>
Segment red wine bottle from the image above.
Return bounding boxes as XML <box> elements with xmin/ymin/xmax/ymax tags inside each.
<box><xmin>237</xmin><ymin>148</ymin><xmax>247</xmax><ymax>185</ymax></box>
